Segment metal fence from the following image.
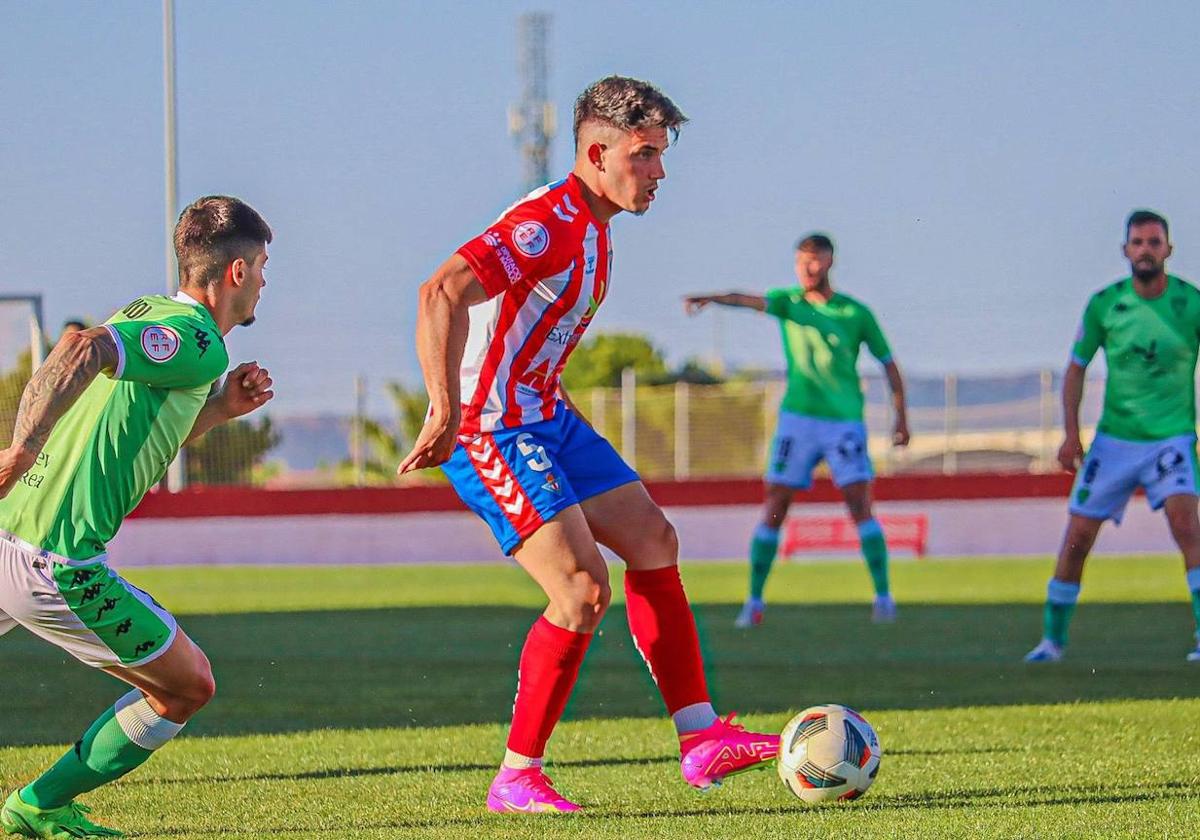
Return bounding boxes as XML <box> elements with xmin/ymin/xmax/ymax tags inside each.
<box><xmin>0</xmin><ymin>362</ymin><xmax>1116</xmax><ymax>488</ymax></box>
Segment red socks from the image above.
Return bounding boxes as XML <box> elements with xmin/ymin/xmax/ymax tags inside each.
<box><xmin>624</xmin><ymin>565</ymin><xmax>711</xmax><ymax>714</ymax></box>
<box><xmin>506</xmin><ymin>616</ymin><xmax>592</xmax><ymax>758</ymax></box>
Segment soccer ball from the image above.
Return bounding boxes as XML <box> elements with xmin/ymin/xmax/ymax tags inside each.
<box><xmin>777</xmin><ymin>704</ymin><xmax>881</xmax><ymax>803</ymax></box>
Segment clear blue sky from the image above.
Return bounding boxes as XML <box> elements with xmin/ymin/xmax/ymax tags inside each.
<box><xmin>4</xmin><ymin>1</ymin><xmax>1199</xmax><ymax>414</ymax></box>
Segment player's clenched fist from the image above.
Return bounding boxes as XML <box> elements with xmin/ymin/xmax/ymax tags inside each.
<box><xmin>1058</xmin><ymin>434</ymin><xmax>1084</xmax><ymax>472</ymax></box>
<box><xmin>216</xmin><ymin>361</ymin><xmax>274</xmax><ymax>419</ymax></box>
<box><xmin>398</xmin><ymin>411</ymin><xmax>460</xmax><ymax>475</ymax></box>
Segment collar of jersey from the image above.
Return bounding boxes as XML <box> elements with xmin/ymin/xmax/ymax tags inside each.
<box><xmin>563</xmin><ymin>173</ymin><xmax>601</xmax><ymax>226</ymax></box>
<box><xmin>171</xmin><ymin>290</ymin><xmax>222</xmax><ymax>334</ymax></box>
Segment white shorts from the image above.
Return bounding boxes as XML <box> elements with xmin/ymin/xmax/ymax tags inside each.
<box><xmin>1069</xmin><ymin>432</ymin><xmax>1199</xmax><ymax>523</ymax></box>
<box><xmin>765</xmin><ymin>411</ymin><xmax>874</xmax><ymax>490</ymax></box>
<box><xmin>0</xmin><ymin>533</ymin><xmax>178</xmax><ymax>669</ymax></box>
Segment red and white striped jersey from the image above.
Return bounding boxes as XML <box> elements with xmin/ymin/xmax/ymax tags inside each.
<box><xmin>455</xmin><ymin>174</ymin><xmax>612</xmax><ymax>434</ymax></box>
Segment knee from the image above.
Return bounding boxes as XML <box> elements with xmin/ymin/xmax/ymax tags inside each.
<box><xmin>553</xmin><ymin>570</ymin><xmax>611</xmax><ymax>633</ymax></box>
<box><xmin>161</xmin><ymin>661</ymin><xmax>216</xmax><ymax>721</ymax></box>
<box><xmin>847</xmin><ymin>499</ymin><xmax>872</xmax><ymax>523</ymax></box>
<box><xmin>1062</xmin><ymin>523</ymin><xmax>1098</xmax><ymax>559</ymax></box>
<box><xmin>764</xmin><ymin>489</ymin><xmax>792</xmax><ymax>527</ymax></box>
<box><xmin>655</xmin><ymin>517</ymin><xmax>680</xmax><ymax>562</ymax></box>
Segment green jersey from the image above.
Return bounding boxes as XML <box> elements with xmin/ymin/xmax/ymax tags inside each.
<box><xmin>764</xmin><ymin>287</ymin><xmax>893</xmax><ymax>421</ymax></box>
<box><xmin>0</xmin><ymin>294</ymin><xmax>228</xmax><ymax>561</ymax></box>
<box><xmin>1072</xmin><ymin>275</ymin><xmax>1200</xmax><ymax>442</ymax></box>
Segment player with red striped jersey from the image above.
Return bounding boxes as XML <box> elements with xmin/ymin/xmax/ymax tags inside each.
<box><xmin>400</xmin><ymin>76</ymin><xmax>779</xmax><ymax>814</ymax></box>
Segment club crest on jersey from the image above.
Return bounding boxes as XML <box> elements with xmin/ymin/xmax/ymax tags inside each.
<box><xmin>140</xmin><ymin>325</ymin><xmax>180</xmax><ymax>363</ymax></box>
<box><xmin>512</xmin><ymin>221</ymin><xmax>550</xmax><ymax>257</ymax></box>
<box><xmin>542</xmin><ymin>472</ymin><xmax>562</xmax><ymax>494</ymax></box>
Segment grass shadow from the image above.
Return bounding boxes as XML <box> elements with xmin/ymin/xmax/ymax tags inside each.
<box><xmin>2</xmin><ymin>601</ymin><xmax>1199</xmax><ymax>746</ymax></box>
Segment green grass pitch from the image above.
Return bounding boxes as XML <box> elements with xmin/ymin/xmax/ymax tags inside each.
<box><xmin>3</xmin><ymin>555</ymin><xmax>1200</xmax><ymax>838</ymax></box>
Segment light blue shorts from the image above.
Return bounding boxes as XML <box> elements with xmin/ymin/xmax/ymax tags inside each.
<box><xmin>765</xmin><ymin>411</ymin><xmax>873</xmax><ymax>490</ymax></box>
<box><xmin>1069</xmin><ymin>432</ymin><xmax>1199</xmax><ymax>523</ymax></box>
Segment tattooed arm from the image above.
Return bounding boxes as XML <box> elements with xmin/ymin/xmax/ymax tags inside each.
<box><xmin>0</xmin><ymin>327</ymin><xmax>119</xmax><ymax>499</ymax></box>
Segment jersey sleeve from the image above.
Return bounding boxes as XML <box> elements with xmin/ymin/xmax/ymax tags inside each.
<box><xmin>1070</xmin><ymin>294</ymin><xmax>1104</xmax><ymax>367</ymax></box>
<box><xmin>456</xmin><ymin>200</ymin><xmax>572</xmax><ymax>299</ymax></box>
<box><xmin>104</xmin><ymin>313</ymin><xmax>228</xmax><ymax>389</ymax></box>
<box><xmin>764</xmin><ymin>287</ymin><xmax>802</xmax><ymax>319</ymax></box>
<box><xmin>860</xmin><ymin>306</ymin><xmax>893</xmax><ymax>364</ymax></box>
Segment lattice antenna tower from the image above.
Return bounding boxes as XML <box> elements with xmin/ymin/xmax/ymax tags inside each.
<box><xmin>508</xmin><ymin>13</ymin><xmax>555</xmax><ymax>192</ymax></box>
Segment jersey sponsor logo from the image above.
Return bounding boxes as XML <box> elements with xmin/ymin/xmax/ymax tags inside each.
<box><xmin>512</xmin><ymin>221</ymin><xmax>550</xmax><ymax>257</ymax></box>
<box><xmin>546</xmin><ymin>325</ymin><xmax>573</xmax><ymax>346</ymax></box>
<box><xmin>141</xmin><ymin>325</ymin><xmax>181</xmax><ymax>362</ymax></box>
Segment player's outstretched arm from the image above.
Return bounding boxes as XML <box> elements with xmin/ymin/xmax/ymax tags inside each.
<box><xmin>0</xmin><ymin>327</ymin><xmax>118</xmax><ymax>499</ymax></box>
<box><xmin>398</xmin><ymin>254</ymin><xmax>489</xmax><ymax>475</ymax></box>
<box><xmin>683</xmin><ymin>292</ymin><xmax>767</xmax><ymax>315</ymax></box>
<box><xmin>883</xmin><ymin>360</ymin><xmax>910</xmax><ymax>447</ymax></box>
<box><xmin>184</xmin><ymin>362</ymin><xmax>275</xmax><ymax>445</ymax></box>
<box><xmin>1058</xmin><ymin>362</ymin><xmax>1087</xmax><ymax>471</ymax></box>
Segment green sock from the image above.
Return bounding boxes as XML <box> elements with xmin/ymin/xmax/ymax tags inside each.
<box><xmin>1043</xmin><ymin>579</ymin><xmax>1081</xmax><ymax>647</ymax></box>
<box><xmin>857</xmin><ymin>519</ymin><xmax>889</xmax><ymax>597</ymax></box>
<box><xmin>748</xmin><ymin>524</ymin><xmax>780</xmax><ymax>600</ymax></box>
<box><xmin>22</xmin><ymin>693</ymin><xmax>175</xmax><ymax>809</ymax></box>
<box><xmin>1043</xmin><ymin>602</ymin><xmax>1077</xmax><ymax>646</ymax></box>
<box><xmin>1187</xmin><ymin>568</ymin><xmax>1200</xmax><ymax>638</ymax></box>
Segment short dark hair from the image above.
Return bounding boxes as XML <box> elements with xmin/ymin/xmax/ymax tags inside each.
<box><xmin>174</xmin><ymin>195</ymin><xmax>272</xmax><ymax>288</ymax></box>
<box><xmin>573</xmin><ymin>76</ymin><xmax>688</xmax><ymax>147</ymax></box>
<box><xmin>795</xmin><ymin>233</ymin><xmax>835</xmax><ymax>253</ymax></box>
<box><xmin>1126</xmin><ymin>209</ymin><xmax>1169</xmax><ymax>242</ymax></box>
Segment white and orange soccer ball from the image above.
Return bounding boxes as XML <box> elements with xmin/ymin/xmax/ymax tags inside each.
<box><xmin>777</xmin><ymin>704</ymin><xmax>881</xmax><ymax>803</ymax></box>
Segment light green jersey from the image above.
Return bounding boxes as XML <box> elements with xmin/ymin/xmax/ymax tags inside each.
<box><xmin>764</xmin><ymin>287</ymin><xmax>893</xmax><ymax>421</ymax></box>
<box><xmin>1072</xmin><ymin>275</ymin><xmax>1200</xmax><ymax>442</ymax></box>
<box><xmin>0</xmin><ymin>294</ymin><xmax>228</xmax><ymax>561</ymax></box>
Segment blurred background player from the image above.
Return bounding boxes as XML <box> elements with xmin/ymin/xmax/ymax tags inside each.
<box><xmin>0</xmin><ymin>196</ymin><xmax>274</xmax><ymax>839</ymax></box>
<box><xmin>1026</xmin><ymin>210</ymin><xmax>1200</xmax><ymax>663</ymax></box>
<box><xmin>685</xmin><ymin>233</ymin><xmax>909</xmax><ymax>627</ymax></box>
<box><xmin>399</xmin><ymin>76</ymin><xmax>779</xmax><ymax>815</ymax></box>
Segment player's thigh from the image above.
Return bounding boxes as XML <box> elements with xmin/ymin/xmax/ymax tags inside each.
<box><xmin>1068</xmin><ymin>434</ymin><xmax>1140</xmax><ymax>524</ymax></box>
<box><xmin>821</xmin><ymin>420</ymin><xmax>874</xmax><ymax>489</ymax></box>
<box><xmin>765</xmin><ymin>412</ymin><xmax>822</xmax><ymax>490</ymax></box>
<box><xmin>1140</xmin><ymin>434</ymin><xmax>1200</xmax><ymax>514</ymax></box>
<box><xmin>581</xmin><ymin>481</ymin><xmax>677</xmax><ymax>571</ymax></box>
<box><xmin>0</xmin><ymin>539</ymin><xmax>177</xmax><ymax>670</ymax></box>
<box><xmin>442</xmin><ymin>420</ymin><xmax>581</xmax><ymax>556</ymax></box>
<box><xmin>513</xmin><ymin>504</ymin><xmax>611</xmax><ymax>608</ymax></box>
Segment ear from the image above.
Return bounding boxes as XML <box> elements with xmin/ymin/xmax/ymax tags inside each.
<box><xmin>587</xmin><ymin>141</ymin><xmax>606</xmax><ymax>170</ymax></box>
<box><xmin>228</xmin><ymin>258</ymin><xmax>247</xmax><ymax>288</ymax></box>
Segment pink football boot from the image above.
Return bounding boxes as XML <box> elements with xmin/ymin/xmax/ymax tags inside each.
<box><xmin>680</xmin><ymin>712</ymin><xmax>780</xmax><ymax>790</ymax></box>
<box><xmin>486</xmin><ymin>767</ymin><xmax>581</xmax><ymax>814</ymax></box>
